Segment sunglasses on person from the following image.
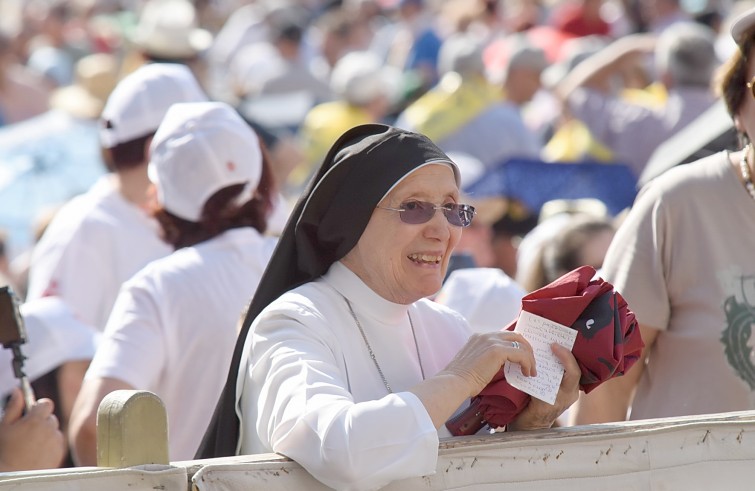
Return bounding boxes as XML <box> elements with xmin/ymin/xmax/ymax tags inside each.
<box><xmin>377</xmin><ymin>200</ymin><xmax>476</xmax><ymax>227</ymax></box>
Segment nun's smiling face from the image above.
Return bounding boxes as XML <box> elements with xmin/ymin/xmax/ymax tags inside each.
<box><xmin>341</xmin><ymin>164</ymin><xmax>462</xmax><ymax>304</ymax></box>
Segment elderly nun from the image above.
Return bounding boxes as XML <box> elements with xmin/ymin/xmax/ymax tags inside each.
<box><xmin>198</xmin><ymin>124</ymin><xmax>580</xmax><ymax>490</ymax></box>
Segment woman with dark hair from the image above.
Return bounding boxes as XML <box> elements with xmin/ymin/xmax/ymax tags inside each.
<box><xmin>69</xmin><ymin>102</ymin><xmax>277</xmax><ymax>464</ymax></box>
<box><xmin>198</xmin><ymin>124</ymin><xmax>580</xmax><ymax>490</ymax></box>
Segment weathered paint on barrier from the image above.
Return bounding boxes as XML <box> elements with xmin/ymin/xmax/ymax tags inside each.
<box><xmin>1</xmin><ymin>391</ymin><xmax>755</xmax><ymax>490</ymax></box>
<box><xmin>188</xmin><ymin>411</ymin><xmax>755</xmax><ymax>491</ymax></box>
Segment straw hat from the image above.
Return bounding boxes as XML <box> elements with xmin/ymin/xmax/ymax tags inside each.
<box><xmin>49</xmin><ymin>53</ymin><xmax>119</xmax><ymax>119</ymax></box>
<box><xmin>131</xmin><ymin>0</ymin><xmax>213</xmax><ymax>60</ymax></box>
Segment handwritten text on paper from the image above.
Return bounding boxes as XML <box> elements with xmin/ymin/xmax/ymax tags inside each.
<box><xmin>503</xmin><ymin>311</ymin><xmax>577</xmax><ymax>405</ymax></box>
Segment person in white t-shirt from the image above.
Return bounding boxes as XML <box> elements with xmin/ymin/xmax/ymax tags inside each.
<box><xmin>26</xmin><ymin>63</ymin><xmax>208</xmax><ymax>332</ymax></box>
<box><xmin>69</xmin><ymin>102</ymin><xmax>277</xmax><ymax>464</ymax></box>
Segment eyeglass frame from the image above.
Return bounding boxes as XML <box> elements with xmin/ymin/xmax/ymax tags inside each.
<box><xmin>376</xmin><ymin>200</ymin><xmax>477</xmax><ymax>227</ymax></box>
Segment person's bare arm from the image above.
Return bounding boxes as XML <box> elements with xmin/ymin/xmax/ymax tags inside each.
<box><xmin>0</xmin><ymin>388</ymin><xmax>65</xmax><ymax>472</ymax></box>
<box><xmin>555</xmin><ymin>34</ymin><xmax>657</xmax><ymax>102</ymax></box>
<box><xmin>57</xmin><ymin>360</ymin><xmax>90</xmax><ymax>437</ymax></box>
<box><xmin>569</xmin><ymin>323</ymin><xmax>659</xmax><ymax>425</ymax></box>
<box><xmin>68</xmin><ymin>377</ymin><xmax>134</xmax><ymax>466</ymax></box>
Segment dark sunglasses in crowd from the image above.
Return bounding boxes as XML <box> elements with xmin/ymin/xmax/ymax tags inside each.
<box><xmin>377</xmin><ymin>200</ymin><xmax>476</xmax><ymax>227</ymax></box>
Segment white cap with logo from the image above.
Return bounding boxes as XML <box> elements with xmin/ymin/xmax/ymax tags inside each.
<box><xmin>148</xmin><ymin>101</ymin><xmax>263</xmax><ymax>222</ymax></box>
<box><xmin>100</xmin><ymin>63</ymin><xmax>207</xmax><ymax>148</ymax></box>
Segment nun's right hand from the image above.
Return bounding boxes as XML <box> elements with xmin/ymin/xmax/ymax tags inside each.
<box><xmin>441</xmin><ymin>332</ymin><xmax>536</xmax><ymax>398</ymax></box>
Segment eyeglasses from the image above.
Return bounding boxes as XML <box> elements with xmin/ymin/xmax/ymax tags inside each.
<box><xmin>377</xmin><ymin>200</ymin><xmax>476</xmax><ymax>227</ymax></box>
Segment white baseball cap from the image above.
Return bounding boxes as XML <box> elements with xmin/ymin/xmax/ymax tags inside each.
<box><xmin>731</xmin><ymin>6</ymin><xmax>755</xmax><ymax>47</ymax></box>
<box><xmin>148</xmin><ymin>101</ymin><xmax>263</xmax><ymax>222</ymax></box>
<box><xmin>100</xmin><ymin>63</ymin><xmax>207</xmax><ymax>148</ymax></box>
<box><xmin>0</xmin><ymin>297</ymin><xmax>100</xmax><ymax>399</ymax></box>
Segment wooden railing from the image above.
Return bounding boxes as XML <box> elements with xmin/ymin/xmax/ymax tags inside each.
<box><xmin>1</xmin><ymin>390</ymin><xmax>755</xmax><ymax>490</ymax></box>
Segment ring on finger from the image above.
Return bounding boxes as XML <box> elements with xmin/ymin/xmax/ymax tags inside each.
<box><xmin>511</xmin><ymin>340</ymin><xmax>520</xmax><ymax>350</ymax></box>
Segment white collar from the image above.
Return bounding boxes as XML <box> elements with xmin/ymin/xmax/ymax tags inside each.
<box><xmin>322</xmin><ymin>261</ymin><xmax>410</xmax><ymax>325</ymax></box>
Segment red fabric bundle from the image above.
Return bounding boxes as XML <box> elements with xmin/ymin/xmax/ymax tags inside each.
<box><xmin>446</xmin><ymin>265</ymin><xmax>644</xmax><ymax>436</ymax></box>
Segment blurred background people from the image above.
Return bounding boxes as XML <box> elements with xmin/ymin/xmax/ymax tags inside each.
<box><xmin>0</xmin><ymin>52</ymin><xmax>118</xmax><ymax>269</ymax></box>
<box><xmin>124</xmin><ymin>0</ymin><xmax>213</xmax><ymax>88</ymax></box>
<box><xmin>554</xmin><ymin>22</ymin><xmax>721</xmax><ymax>177</ymax></box>
<box><xmin>26</xmin><ymin>63</ymin><xmax>207</xmax><ymax>332</ymax></box>
<box><xmin>295</xmin><ymin>50</ymin><xmax>400</xmax><ymax>190</ymax></box>
<box><xmin>70</xmin><ymin>101</ymin><xmax>277</xmax><ymax>464</ymax></box>
<box><xmin>372</xmin><ymin>0</ymin><xmax>444</xmax><ymax>97</ymax></box>
<box><xmin>231</xmin><ymin>6</ymin><xmax>333</xmax><ymax>135</ymax></box>
<box><xmin>0</xmin><ymin>31</ymin><xmax>50</xmax><ymax>127</ymax></box>
<box><xmin>397</xmin><ymin>33</ymin><xmax>542</xmax><ymax>169</ymax></box>
<box><xmin>517</xmin><ymin>210</ymin><xmax>616</xmax><ymax>292</ymax></box>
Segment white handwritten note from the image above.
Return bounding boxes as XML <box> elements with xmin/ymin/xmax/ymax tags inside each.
<box><xmin>503</xmin><ymin>311</ymin><xmax>577</xmax><ymax>405</ymax></box>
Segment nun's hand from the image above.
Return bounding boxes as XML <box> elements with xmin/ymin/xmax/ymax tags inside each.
<box><xmin>507</xmin><ymin>343</ymin><xmax>580</xmax><ymax>431</ymax></box>
<box><xmin>441</xmin><ymin>332</ymin><xmax>536</xmax><ymax>398</ymax></box>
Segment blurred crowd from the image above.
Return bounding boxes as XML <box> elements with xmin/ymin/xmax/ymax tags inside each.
<box><xmin>0</xmin><ymin>0</ymin><xmax>752</xmax><ymax>474</ymax></box>
<box><xmin>0</xmin><ymin>0</ymin><xmax>744</xmax><ymax>278</ymax></box>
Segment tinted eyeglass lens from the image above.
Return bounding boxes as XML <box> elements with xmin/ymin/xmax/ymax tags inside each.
<box><xmin>449</xmin><ymin>204</ymin><xmax>475</xmax><ymax>227</ymax></box>
<box><xmin>399</xmin><ymin>202</ymin><xmax>475</xmax><ymax>227</ymax></box>
<box><xmin>400</xmin><ymin>201</ymin><xmax>434</xmax><ymax>224</ymax></box>
<box><xmin>441</xmin><ymin>204</ymin><xmax>466</xmax><ymax>226</ymax></box>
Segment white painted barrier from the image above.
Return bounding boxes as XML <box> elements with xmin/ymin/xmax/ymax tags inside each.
<box><xmin>0</xmin><ymin>464</ymin><xmax>187</xmax><ymax>490</ymax></box>
<box><xmin>190</xmin><ymin>411</ymin><xmax>755</xmax><ymax>491</ymax></box>
<box><xmin>3</xmin><ymin>390</ymin><xmax>755</xmax><ymax>490</ymax></box>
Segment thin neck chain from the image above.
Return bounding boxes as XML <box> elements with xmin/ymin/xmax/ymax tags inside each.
<box><xmin>740</xmin><ymin>144</ymin><xmax>755</xmax><ymax>201</ymax></box>
<box><xmin>343</xmin><ymin>296</ymin><xmax>425</xmax><ymax>394</ymax></box>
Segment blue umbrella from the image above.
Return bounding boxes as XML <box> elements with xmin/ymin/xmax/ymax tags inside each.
<box><xmin>0</xmin><ymin>110</ymin><xmax>106</xmax><ymax>258</ymax></box>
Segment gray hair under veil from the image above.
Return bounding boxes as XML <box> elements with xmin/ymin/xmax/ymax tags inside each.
<box><xmin>197</xmin><ymin>124</ymin><xmax>459</xmax><ymax>458</ymax></box>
